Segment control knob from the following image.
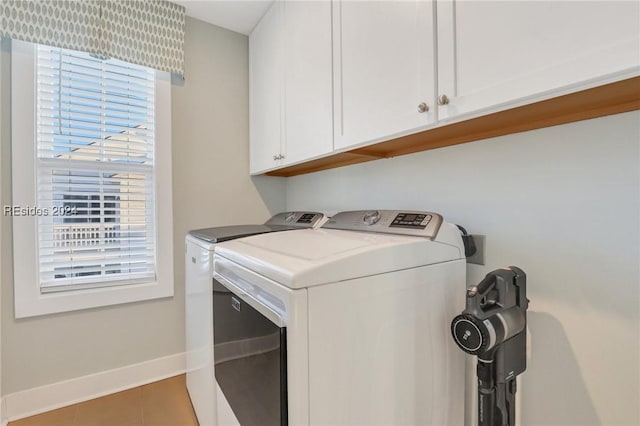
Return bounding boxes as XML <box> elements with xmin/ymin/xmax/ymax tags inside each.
<box><xmin>285</xmin><ymin>212</ymin><xmax>297</xmax><ymax>223</ymax></box>
<box><xmin>363</xmin><ymin>210</ymin><xmax>381</xmax><ymax>226</ymax></box>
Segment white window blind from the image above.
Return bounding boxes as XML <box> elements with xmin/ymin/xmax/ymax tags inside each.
<box><xmin>36</xmin><ymin>45</ymin><xmax>157</xmax><ymax>292</ymax></box>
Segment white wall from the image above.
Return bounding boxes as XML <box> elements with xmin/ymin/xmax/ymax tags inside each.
<box><xmin>1</xmin><ymin>18</ymin><xmax>285</xmax><ymax>395</ymax></box>
<box><xmin>286</xmin><ymin>111</ymin><xmax>640</xmax><ymax>426</ymax></box>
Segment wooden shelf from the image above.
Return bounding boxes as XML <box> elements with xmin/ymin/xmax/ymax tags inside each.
<box><xmin>266</xmin><ymin>76</ymin><xmax>640</xmax><ymax>177</ymax></box>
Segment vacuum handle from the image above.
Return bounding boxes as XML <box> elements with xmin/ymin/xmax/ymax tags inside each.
<box><xmin>477</xmin><ymin>360</ymin><xmax>496</xmax><ymax>426</ymax></box>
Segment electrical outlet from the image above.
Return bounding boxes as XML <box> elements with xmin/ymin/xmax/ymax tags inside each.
<box><xmin>467</xmin><ymin>235</ymin><xmax>486</xmax><ymax>265</ymax></box>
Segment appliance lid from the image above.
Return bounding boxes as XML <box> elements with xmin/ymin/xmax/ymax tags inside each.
<box><xmin>188</xmin><ymin>211</ymin><xmax>326</xmax><ymax>244</ymax></box>
<box><xmin>214</xmin><ymin>227</ymin><xmax>463</xmax><ymax>289</ymax></box>
<box><xmin>189</xmin><ymin>224</ymin><xmax>297</xmax><ymax>243</ymax></box>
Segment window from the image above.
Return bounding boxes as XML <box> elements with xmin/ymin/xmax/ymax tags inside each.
<box><xmin>11</xmin><ymin>40</ymin><xmax>174</xmax><ymax>318</ymax></box>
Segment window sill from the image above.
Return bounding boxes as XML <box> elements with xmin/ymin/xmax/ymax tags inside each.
<box><xmin>15</xmin><ymin>278</ymin><xmax>174</xmax><ymax>319</ymax></box>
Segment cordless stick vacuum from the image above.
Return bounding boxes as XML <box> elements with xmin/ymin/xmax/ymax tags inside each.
<box><xmin>450</xmin><ymin>267</ymin><xmax>528</xmax><ymax>426</ymax></box>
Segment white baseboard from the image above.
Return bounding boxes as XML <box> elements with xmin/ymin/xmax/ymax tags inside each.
<box><xmin>2</xmin><ymin>352</ymin><xmax>185</xmax><ymax>422</ymax></box>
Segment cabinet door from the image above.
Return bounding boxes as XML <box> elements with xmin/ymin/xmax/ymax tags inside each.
<box><xmin>250</xmin><ymin>2</ymin><xmax>283</xmax><ymax>174</ymax></box>
<box><xmin>333</xmin><ymin>0</ymin><xmax>436</xmax><ymax>151</ymax></box>
<box><xmin>436</xmin><ymin>0</ymin><xmax>640</xmax><ymax>122</ymax></box>
<box><xmin>282</xmin><ymin>1</ymin><xmax>333</xmax><ymax>166</ymax></box>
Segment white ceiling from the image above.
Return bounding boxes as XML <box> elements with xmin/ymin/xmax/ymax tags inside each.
<box><xmin>174</xmin><ymin>0</ymin><xmax>274</xmax><ymax>35</ymax></box>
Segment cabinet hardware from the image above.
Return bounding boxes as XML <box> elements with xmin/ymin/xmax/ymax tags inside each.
<box><xmin>417</xmin><ymin>102</ymin><xmax>429</xmax><ymax>113</ymax></box>
<box><xmin>438</xmin><ymin>94</ymin><xmax>450</xmax><ymax>105</ymax></box>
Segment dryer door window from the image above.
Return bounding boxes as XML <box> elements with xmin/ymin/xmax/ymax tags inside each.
<box><xmin>213</xmin><ymin>278</ymin><xmax>287</xmax><ymax>426</ymax></box>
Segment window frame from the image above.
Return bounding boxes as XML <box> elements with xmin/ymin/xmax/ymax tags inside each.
<box><xmin>11</xmin><ymin>40</ymin><xmax>174</xmax><ymax>318</ymax></box>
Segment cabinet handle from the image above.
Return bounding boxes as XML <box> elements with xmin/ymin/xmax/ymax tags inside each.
<box><xmin>273</xmin><ymin>155</ymin><xmax>279</xmax><ymax>161</ymax></box>
<box><xmin>438</xmin><ymin>94</ymin><xmax>450</xmax><ymax>105</ymax></box>
<box><xmin>417</xmin><ymin>102</ymin><xmax>429</xmax><ymax>113</ymax></box>
<box><xmin>273</xmin><ymin>154</ymin><xmax>286</xmax><ymax>161</ymax></box>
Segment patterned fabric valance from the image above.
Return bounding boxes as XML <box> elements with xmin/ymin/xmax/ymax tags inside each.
<box><xmin>0</xmin><ymin>0</ymin><xmax>185</xmax><ymax>77</ymax></box>
<box><xmin>0</xmin><ymin>1</ymin><xmax>101</xmax><ymax>54</ymax></box>
<box><xmin>101</xmin><ymin>1</ymin><xmax>185</xmax><ymax>76</ymax></box>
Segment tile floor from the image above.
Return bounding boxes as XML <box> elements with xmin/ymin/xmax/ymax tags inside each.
<box><xmin>8</xmin><ymin>375</ymin><xmax>199</xmax><ymax>426</ymax></box>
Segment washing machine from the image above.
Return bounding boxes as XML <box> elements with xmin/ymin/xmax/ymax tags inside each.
<box><xmin>185</xmin><ymin>212</ymin><xmax>327</xmax><ymax>426</ymax></box>
<box><xmin>211</xmin><ymin>210</ymin><xmax>466</xmax><ymax>426</ymax></box>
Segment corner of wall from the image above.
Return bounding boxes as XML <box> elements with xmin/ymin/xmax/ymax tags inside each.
<box><xmin>250</xmin><ymin>174</ymin><xmax>287</xmax><ymax>215</ymax></box>
<box><xmin>1</xmin><ymin>398</ymin><xmax>7</xmax><ymax>426</ymax></box>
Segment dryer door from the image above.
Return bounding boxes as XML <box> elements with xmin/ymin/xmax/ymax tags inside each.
<box><xmin>213</xmin><ymin>276</ymin><xmax>288</xmax><ymax>426</ymax></box>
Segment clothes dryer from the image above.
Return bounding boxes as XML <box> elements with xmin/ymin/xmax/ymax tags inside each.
<box><xmin>185</xmin><ymin>212</ymin><xmax>326</xmax><ymax>426</ymax></box>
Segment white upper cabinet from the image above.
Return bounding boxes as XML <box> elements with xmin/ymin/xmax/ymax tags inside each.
<box><xmin>436</xmin><ymin>0</ymin><xmax>640</xmax><ymax>122</ymax></box>
<box><xmin>250</xmin><ymin>2</ymin><xmax>283</xmax><ymax>174</ymax></box>
<box><xmin>332</xmin><ymin>0</ymin><xmax>436</xmax><ymax>151</ymax></box>
<box><xmin>250</xmin><ymin>1</ymin><xmax>333</xmax><ymax>174</ymax></box>
<box><xmin>282</xmin><ymin>1</ymin><xmax>333</xmax><ymax>166</ymax></box>
<box><xmin>250</xmin><ymin>0</ymin><xmax>639</xmax><ymax>174</ymax></box>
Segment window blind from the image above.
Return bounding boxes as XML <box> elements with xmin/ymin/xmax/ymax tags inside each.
<box><xmin>36</xmin><ymin>44</ymin><xmax>157</xmax><ymax>292</ymax></box>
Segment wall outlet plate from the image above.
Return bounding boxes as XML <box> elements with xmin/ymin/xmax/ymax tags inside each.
<box><xmin>467</xmin><ymin>234</ymin><xmax>486</xmax><ymax>265</ymax></box>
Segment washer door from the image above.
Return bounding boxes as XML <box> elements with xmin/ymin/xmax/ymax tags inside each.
<box><xmin>213</xmin><ymin>277</ymin><xmax>287</xmax><ymax>426</ymax></box>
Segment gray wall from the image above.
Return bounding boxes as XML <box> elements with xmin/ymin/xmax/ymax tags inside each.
<box><xmin>286</xmin><ymin>111</ymin><xmax>640</xmax><ymax>426</ymax></box>
<box><xmin>0</xmin><ymin>18</ymin><xmax>285</xmax><ymax>394</ymax></box>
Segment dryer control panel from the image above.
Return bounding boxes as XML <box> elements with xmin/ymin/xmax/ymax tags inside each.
<box><xmin>322</xmin><ymin>210</ymin><xmax>443</xmax><ymax>239</ymax></box>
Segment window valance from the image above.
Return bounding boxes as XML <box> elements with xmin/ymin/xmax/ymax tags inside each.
<box><xmin>0</xmin><ymin>0</ymin><xmax>185</xmax><ymax>77</ymax></box>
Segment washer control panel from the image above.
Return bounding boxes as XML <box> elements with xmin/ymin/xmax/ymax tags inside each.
<box><xmin>390</xmin><ymin>212</ymin><xmax>432</xmax><ymax>229</ymax></box>
<box><xmin>323</xmin><ymin>210</ymin><xmax>443</xmax><ymax>238</ymax></box>
<box><xmin>265</xmin><ymin>211</ymin><xmax>326</xmax><ymax>228</ymax></box>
